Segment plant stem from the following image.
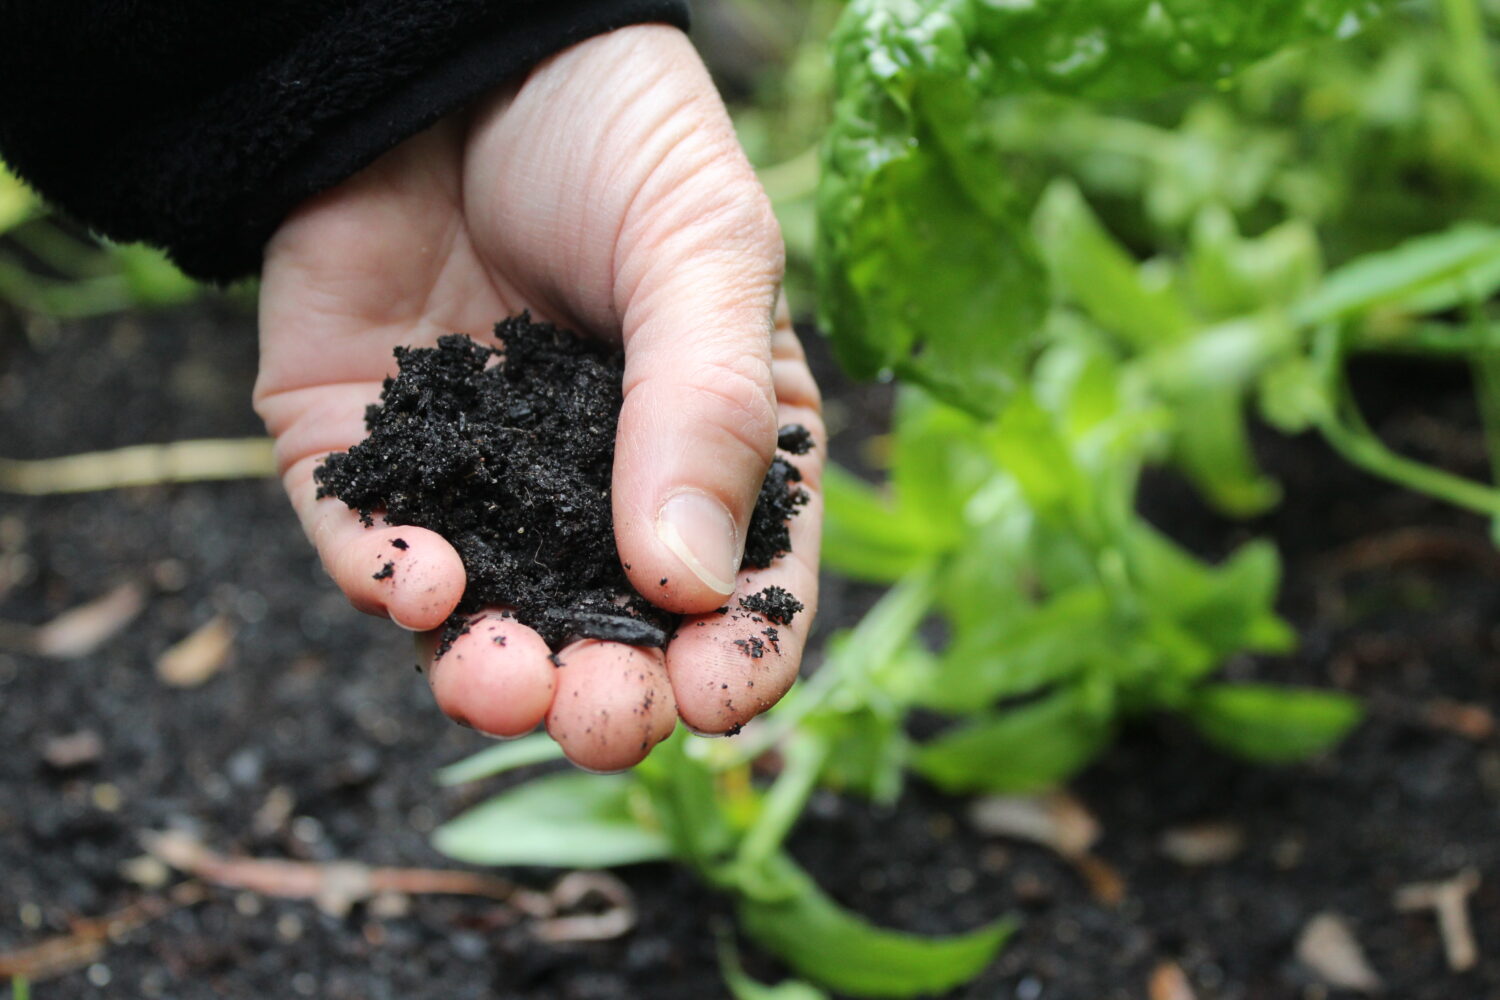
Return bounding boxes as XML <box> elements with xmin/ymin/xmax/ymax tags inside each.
<box><xmin>1440</xmin><ymin>0</ymin><xmax>1500</xmax><ymax>144</ymax></box>
<box><xmin>734</xmin><ymin>733</ymin><xmax>832</xmax><ymax>871</ymax></box>
<box><xmin>725</xmin><ymin>566</ymin><xmax>938</xmax><ymax>766</ymax></box>
<box><xmin>1346</xmin><ymin>320</ymin><xmax>1500</xmax><ymax>356</ymax></box>
<box><xmin>1316</xmin><ymin>388</ymin><xmax>1500</xmax><ymax>517</ymax></box>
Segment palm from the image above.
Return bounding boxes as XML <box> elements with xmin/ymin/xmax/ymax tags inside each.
<box><xmin>253</xmin><ymin>26</ymin><xmax>824</xmax><ymax>772</ymax></box>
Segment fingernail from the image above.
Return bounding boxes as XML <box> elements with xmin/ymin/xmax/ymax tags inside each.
<box><xmin>655</xmin><ymin>491</ymin><xmax>738</xmax><ymax>596</ymax></box>
<box><xmin>390</xmin><ymin>610</ymin><xmax>424</xmax><ymax>631</ymax></box>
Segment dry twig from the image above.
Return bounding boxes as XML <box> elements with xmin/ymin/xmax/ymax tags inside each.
<box><xmin>1395</xmin><ymin>868</ymin><xmax>1481</xmax><ymax>972</ymax></box>
<box><xmin>0</xmin><ymin>438</ymin><xmax>275</xmax><ymax>495</ymax></box>
<box><xmin>0</xmin><ymin>883</ymin><xmax>203</xmax><ymax>982</ymax></box>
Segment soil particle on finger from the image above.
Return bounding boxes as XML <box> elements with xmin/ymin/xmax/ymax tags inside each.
<box><xmin>777</xmin><ymin>423</ymin><xmax>814</xmax><ymax>455</ymax></box>
<box><xmin>313</xmin><ymin>314</ymin><xmax>805</xmax><ymax>651</ymax></box>
<box><xmin>739</xmin><ymin>585</ymin><xmax>803</xmax><ymax>625</ymax></box>
<box><xmin>390</xmin><ymin>538</ymin><xmax>408</xmax><ymax>550</ymax></box>
<box><xmin>372</xmin><ymin>562</ymin><xmax>394</xmax><ymax>581</ymax></box>
<box><xmin>733</xmin><ymin>636</ymin><xmax>767</xmax><ymax>659</ymax></box>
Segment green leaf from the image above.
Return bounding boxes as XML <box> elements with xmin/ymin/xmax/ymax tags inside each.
<box><xmin>1170</xmin><ymin>388</ymin><xmax>1283</xmax><ymax>516</ymax></box>
<box><xmin>816</xmin><ymin>0</ymin><xmax>1375</xmax><ymax>413</ymax></box>
<box><xmin>0</xmin><ymin>163</ymin><xmax>38</xmax><ymax>236</ymax></box>
<box><xmin>913</xmin><ymin>685</ymin><xmax>1111</xmax><ymax>793</ymax></box>
<box><xmin>719</xmin><ymin>929</ymin><xmax>831</xmax><ymax>1000</ymax></box>
<box><xmin>737</xmin><ymin>854</ymin><xmax>1012</xmax><ymax>998</ymax></box>
<box><xmin>435</xmin><ymin>733</ymin><xmax>567</xmax><ymax>786</ymax></box>
<box><xmin>1186</xmin><ymin>208</ymin><xmax>1323</xmax><ymax>317</ymax></box>
<box><xmin>632</xmin><ymin>728</ymin><xmax>738</xmax><ymax>873</ymax></box>
<box><xmin>1033</xmin><ymin>180</ymin><xmax>1196</xmax><ymax>351</ymax></box>
<box><xmin>110</xmin><ymin>243</ymin><xmax>199</xmax><ymax>307</ymax></box>
<box><xmin>433</xmin><ymin>772</ymin><xmax>669</xmax><ymax>868</ymax></box>
<box><xmin>1125</xmin><ymin>529</ymin><xmax>1295</xmax><ymax>667</ymax></box>
<box><xmin>1296</xmin><ymin>225</ymin><xmax>1500</xmax><ymax>324</ymax></box>
<box><xmin>821</xmin><ymin>464</ymin><xmax>943</xmax><ymax>582</ymax></box>
<box><xmin>1187</xmin><ymin>683</ymin><xmax>1362</xmax><ymax>763</ymax></box>
<box><xmin>918</xmin><ymin>586</ymin><xmax>1109</xmax><ymax>712</ymax></box>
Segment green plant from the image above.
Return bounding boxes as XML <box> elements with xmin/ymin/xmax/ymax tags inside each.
<box><xmin>434</xmin><ymin>2</ymin><xmax>1498</xmax><ymax>995</ymax></box>
<box><xmin>437</xmin><ymin>574</ymin><xmax>1013</xmax><ymax>998</ymax></box>
<box><xmin>0</xmin><ymin>161</ymin><xmax>204</xmax><ymax>321</ymax></box>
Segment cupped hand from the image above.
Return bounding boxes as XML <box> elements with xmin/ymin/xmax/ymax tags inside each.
<box><xmin>253</xmin><ymin>25</ymin><xmax>823</xmax><ymax>771</ymax></box>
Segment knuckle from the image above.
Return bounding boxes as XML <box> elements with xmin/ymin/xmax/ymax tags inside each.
<box><xmin>687</xmin><ymin>354</ymin><xmax>779</xmax><ymax>462</ymax></box>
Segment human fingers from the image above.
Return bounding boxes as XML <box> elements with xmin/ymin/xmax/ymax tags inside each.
<box><xmin>605</xmin><ymin>47</ymin><xmax>785</xmax><ymax>613</ymax></box>
<box><xmin>418</xmin><ymin>612</ymin><xmax>556</xmax><ymax>738</ymax></box>
<box><xmin>545</xmin><ymin>640</ymin><xmax>678</xmax><ymax>771</ymax></box>
<box><xmin>262</xmin><ymin>383</ymin><xmax>467</xmax><ymax>631</ymax></box>
<box><xmin>666</xmin><ymin>316</ymin><xmax>825</xmax><ymax>734</ymax></box>
<box><xmin>460</xmin><ymin>26</ymin><xmax>785</xmax><ymax>614</ymax></box>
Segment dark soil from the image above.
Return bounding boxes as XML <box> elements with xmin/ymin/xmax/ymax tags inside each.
<box><xmin>738</xmin><ymin>586</ymin><xmax>803</xmax><ymax>626</ymax></box>
<box><xmin>1</xmin><ymin>307</ymin><xmax>1496</xmax><ymax>999</ymax></box>
<box><xmin>313</xmin><ymin>315</ymin><xmax>807</xmax><ymax>650</ymax></box>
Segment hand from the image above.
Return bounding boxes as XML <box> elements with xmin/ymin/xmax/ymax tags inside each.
<box><xmin>253</xmin><ymin>25</ymin><xmax>823</xmax><ymax>771</ymax></box>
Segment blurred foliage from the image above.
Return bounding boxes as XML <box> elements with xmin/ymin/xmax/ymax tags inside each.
<box><xmin>0</xmin><ymin>161</ymin><xmax>217</xmax><ymax>324</ymax></box>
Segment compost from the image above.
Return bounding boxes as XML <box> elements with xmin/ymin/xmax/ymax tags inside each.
<box><xmin>312</xmin><ymin>314</ymin><xmax>808</xmax><ymax>649</ymax></box>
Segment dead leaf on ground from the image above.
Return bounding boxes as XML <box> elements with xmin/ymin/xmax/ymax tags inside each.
<box><xmin>1295</xmin><ymin>912</ymin><xmax>1383</xmax><ymax>993</ymax></box>
<box><xmin>968</xmin><ymin>791</ymin><xmax>1124</xmax><ymax>905</ymax></box>
<box><xmin>1159</xmin><ymin>821</ymin><xmax>1245</xmax><ymax>867</ymax></box>
<box><xmin>0</xmin><ymin>883</ymin><xmax>202</xmax><ymax>982</ymax></box>
<box><xmin>1421</xmin><ymin>700</ymin><xmax>1495</xmax><ymax>742</ymax></box>
<box><xmin>1073</xmin><ymin>853</ymin><xmax>1127</xmax><ymax>907</ymax></box>
<box><xmin>1395</xmin><ymin>868</ymin><xmax>1481</xmax><ymax>972</ymax></box>
<box><xmin>155</xmin><ymin>614</ymin><xmax>236</xmax><ymax>687</ymax></box>
<box><xmin>1148</xmin><ymin>960</ymin><xmax>1198</xmax><ymax>1000</ymax></box>
<box><xmin>41</xmin><ymin>729</ymin><xmax>103</xmax><ymax>770</ymax></box>
<box><xmin>20</xmin><ymin>581</ymin><xmax>147</xmax><ymax>658</ymax></box>
<box><xmin>968</xmin><ymin>791</ymin><xmax>1100</xmax><ymax>858</ymax></box>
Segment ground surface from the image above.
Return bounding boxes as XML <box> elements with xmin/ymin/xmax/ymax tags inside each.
<box><xmin>0</xmin><ymin>306</ymin><xmax>1496</xmax><ymax>999</ymax></box>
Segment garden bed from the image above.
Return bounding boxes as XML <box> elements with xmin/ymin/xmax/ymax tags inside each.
<box><xmin>0</xmin><ymin>307</ymin><xmax>1495</xmax><ymax>998</ymax></box>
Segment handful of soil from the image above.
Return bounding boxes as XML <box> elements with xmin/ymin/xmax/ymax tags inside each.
<box><xmin>314</xmin><ymin>314</ymin><xmax>808</xmax><ymax>650</ymax></box>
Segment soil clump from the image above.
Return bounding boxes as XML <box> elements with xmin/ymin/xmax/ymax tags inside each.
<box><xmin>314</xmin><ymin>314</ymin><xmax>808</xmax><ymax>650</ymax></box>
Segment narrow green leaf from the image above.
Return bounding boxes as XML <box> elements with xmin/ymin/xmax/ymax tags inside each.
<box><xmin>0</xmin><ymin>163</ymin><xmax>38</xmax><ymax>236</ymax></box>
<box><xmin>1188</xmin><ymin>683</ymin><xmax>1362</xmax><ymax>763</ymax></box>
<box><xmin>917</xmin><ymin>587</ymin><xmax>1109</xmax><ymax>712</ymax></box>
<box><xmin>1296</xmin><ymin>225</ymin><xmax>1500</xmax><ymax>324</ymax></box>
<box><xmin>822</xmin><ymin>464</ymin><xmax>943</xmax><ymax>582</ymax></box>
<box><xmin>433</xmin><ymin>772</ymin><xmax>669</xmax><ymax>868</ymax></box>
<box><xmin>436</xmin><ymin>733</ymin><xmax>566</xmax><ymax>786</ymax></box>
<box><xmin>633</xmin><ymin>728</ymin><xmax>737</xmax><ymax>870</ymax></box>
<box><xmin>1033</xmin><ymin>180</ymin><xmax>1196</xmax><ymax>351</ymax></box>
<box><xmin>738</xmin><ymin>855</ymin><xmax>1012</xmax><ymax>998</ymax></box>
<box><xmin>913</xmin><ymin>686</ymin><xmax>1111</xmax><ymax>794</ymax></box>
<box><xmin>719</xmin><ymin>929</ymin><xmax>830</xmax><ymax>1000</ymax></box>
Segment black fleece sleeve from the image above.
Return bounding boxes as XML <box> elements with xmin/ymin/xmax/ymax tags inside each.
<box><xmin>0</xmin><ymin>1</ymin><xmax>691</xmax><ymax>283</ymax></box>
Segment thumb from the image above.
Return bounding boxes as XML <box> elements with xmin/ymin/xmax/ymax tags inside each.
<box><xmin>610</xmin><ymin>107</ymin><xmax>784</xmax><ymax>612</ymax></box>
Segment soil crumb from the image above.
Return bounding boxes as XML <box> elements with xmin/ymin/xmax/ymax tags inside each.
<box><xmin>777</xmin><ymin>424</ymin><xmax>813</xmax><ymax>455</ymax></box>
<box><xmin>372</xmin><ymin>562</ymin><xmax>394</xmax><ymax>581</ymax></box>
<box><xmin>315</xmin><ymin>314</ymin><xmax>808</xmax><ymax>650</ymax></box>
<box><xmin>739</xmin><ymin>586</ymin><xmax>803</xmax><ymax>626</ymax></box>
<box><xmin>734</xmin><ymin>636</ymin><xmax>768</xmax><ymax>659</ymax></box>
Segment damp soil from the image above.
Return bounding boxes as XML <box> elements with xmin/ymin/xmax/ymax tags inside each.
<box><xmin>1</xmin><ymin>306</ymin><xmax>1497</xmax><ymax>1000</ymax></box>
<box><xmin>313</xmin><ymin>315</ymin><xmax>807</xmax><ymax>651</ymax></box>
